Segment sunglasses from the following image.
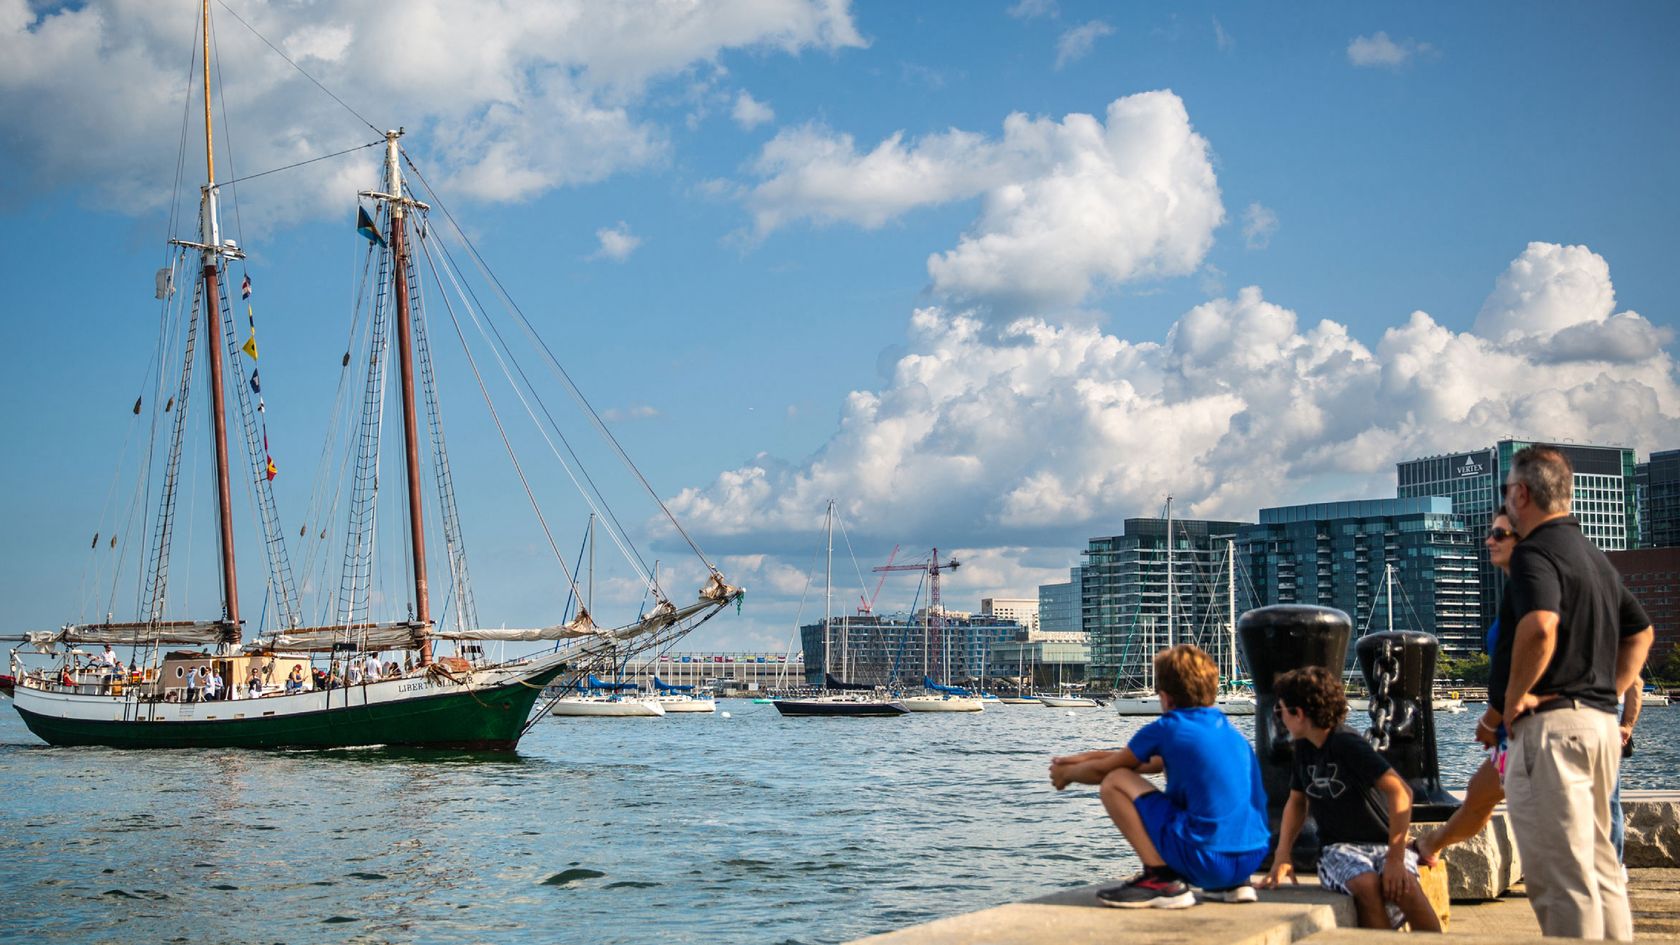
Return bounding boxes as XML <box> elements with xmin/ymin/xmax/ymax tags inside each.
<box><xmin>1499</xmin><ymin>481</ymin><xmax>1525</xmax><ymax>500</ymax></box>
<box><xmin>1486</xmin><ymin>527</ymin><xmax>1517</xmax><ymax>542</ymax></box>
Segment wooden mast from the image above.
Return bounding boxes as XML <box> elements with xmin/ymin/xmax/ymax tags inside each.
<box><xmin>384</xmin><ymin>131</ymin><xmax>434</xmax><ymax>665</ymax></box>
<box><xmin>200</xmin><ymin>0</ymin><xmax>241</xmax><ymax>642</ymax></box>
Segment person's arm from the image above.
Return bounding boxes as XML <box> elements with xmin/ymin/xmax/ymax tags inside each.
<box><xmin>1050</xmin><ymin>748</ymin><xmax>1148</xmax><ymax>790</ymax></box>
<box><xmin>1621</xmin><ymin>672</ymin><xmax>1645</xmax><ymax>746</ymax></box>
<box><xmin>1615</xmin><ymin>628</ymin><xmax>1653</xmax><ymax>705</ymax></box>
<box><xmin>1259</xmin><ymin>791</ymin><xmax>1307</xmax><ymax>888</ymax></box>
<box><xmin>1504</xmin><ymin>610</ymin><xmax>1559</xmax><ymax>724</ymax></box>
<box><xmin>1376</xmin><ymin>768</ymin><xmax>1416</xmax><ymax>902</ymax></box>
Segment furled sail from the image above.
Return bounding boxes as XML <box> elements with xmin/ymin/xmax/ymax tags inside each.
<box><xmin>24</xmin><ymin>621</ymin><xmax>224</xmax><ymax>650</ymax></box>
<box><xmin>430</xmin><ymin>594</ymin><xmax>723</xmax><ymax>644</ymax></box>
<box><xmin>243</xmin><ymin>621</ymin><xmax>425</xmax><ymax>654</ymax></box>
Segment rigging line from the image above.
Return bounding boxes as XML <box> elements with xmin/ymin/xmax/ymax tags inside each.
<box><xmin>412</xmin><ymin>212</ymin><xmax>656</xmax><ymax>587</ymax></box>
<box><xmin>414</xmin><ymin>231</ymin><xmax>631</xmax><ymax>598</ymax></box>
<box><xmin>833</xmin><ymin>511</ymin><xmax>872</xmax><ymax>617</ymax></box>
<box><xmin>220</xmin><ymin>140</ymin><xmax>386</xmax><ymax>187</ymax></box>
<box><xmin>428</xmin><ymin>239</ymin><xmax>589</xmax><ymax>609</ymax></box>
<box><xmin>211</xmin><ymin>0</ymin><xmax>382</xmax><ymax>135</ymax></box>
<box><xmin>401</xmin><ymin>155</ymin><xmax>718</xmax><ymax>575</ymax></box>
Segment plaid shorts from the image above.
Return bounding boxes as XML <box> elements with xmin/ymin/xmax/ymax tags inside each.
<box><xmin>1317</xmin><ymin>842</ymin><xmax>1419</xmax><ymax>929</ymax></box>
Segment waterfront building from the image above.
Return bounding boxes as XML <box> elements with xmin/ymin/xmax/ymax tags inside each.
<box><xmin>1639</xmin><ymin>450</ymin><xmax>1680</xmax><ymax>549</ymax></box>
<box><xmin>1397</xmin><ymin>439</ymin><xmax>1638</xmax><ymax>626</ymax></box>
<box><xmin>987</xmin><ymin>631</ymin><xmax>1090</xmax><ymax>688</ymax></box>
<box><xmin>1236</xmin><ymin>497</ymin><xmax>1481</xmax><ymax>660</ymax></box>
<box><xmin>1608</xmin><ymin>548</ymin><xmax>1680</xmax><ymax>669</ymax></box>
<box><xmin>1037</xmin><ymin>568</ymin><xmax>1082</xmax><ymax>634</ymax></box>
<box><xmin>1083</xmin><ymin>517</ymin><xmax>1248</xmax><ymax>692</ymax></box>
<box><xmin>621</xmin><ymin>652</ymin><xmax>803</xmax><ymax>694</ymax></box>
<box><xmin>797</xmin><ymin>611</ymin><xmax>1025</xmax><ymax>687</ymax></box>
<box><xmin>981</xmin><ymin>597</ymin><xmax>1040</xmax><ymax>634</ymax></box>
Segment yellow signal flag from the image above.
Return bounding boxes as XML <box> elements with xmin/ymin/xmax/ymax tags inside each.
<box><xmin>242</xmin><ymin>332</ymin><xmax>259</xmax><ymax>360</ymax></box>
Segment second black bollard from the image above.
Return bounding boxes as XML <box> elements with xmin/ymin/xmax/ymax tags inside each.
<box><xmin>1355</xmin><ymin>630</ymin><xmax>1459</xmax><ymax>821</ymax></box>
<box><xmin>1238</xmin><ymin>604</ymin><xmax>1351</xmax><ymax>868</ymax></box>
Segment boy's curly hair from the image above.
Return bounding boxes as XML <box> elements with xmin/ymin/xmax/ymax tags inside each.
<box><xmin>1273</xmin><ymin>666</ymin><xmax>1347</xmax><ymax>730</ymax></box>
<box><xmin>1154</xmin><ymin>644</ymin><xmax>1219</xmax><ymax>708</ymax></box>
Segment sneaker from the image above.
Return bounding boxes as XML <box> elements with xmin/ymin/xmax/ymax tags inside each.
<box><xmin>1096</xmin><ymin>873</ymin><xmax>1196</xmax><ymax>909</ymax></box>
<box><xmin>1203</xmin><ymin>883</ymin><xmax>1257</xmax><ymax>903</ymax></box>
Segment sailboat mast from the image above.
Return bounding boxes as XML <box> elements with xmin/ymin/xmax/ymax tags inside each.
<box><xmin>199</xmin><ymin>0</ymin><xmax>240</xmax><ymax>641</ymax></box>
<box><xmin>824</xmin><ymin>501</ymin><xmax>833</xmax><ymax>687</ymax></box>
<box><xmin>1385</xmin><ymin>564</ymin><xmax>1393</xmax><ymax>635</ymax></box>
<box><xmin>1164</xmin><ymin>495</ymin><xmax>1173</xmax><ymax>650</ymax></box>
<box><xmin>1227</xmin><ymin>538</ymin><xmax>1236</xmax><ymax>683</ymax></box>
<box><xmin>384</xmin><ymin>130</ymin><xmax>434</xmax><ymax>664</ymax></box>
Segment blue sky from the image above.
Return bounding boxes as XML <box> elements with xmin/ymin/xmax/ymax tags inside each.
<box><xmin>2</xmin><ymin>1</ymin><xmax>1677</xmax><ymax>652</ymax></box>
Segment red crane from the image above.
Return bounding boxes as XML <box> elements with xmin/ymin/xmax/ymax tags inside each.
<box><xmin>857</xmin><ymin>544</ymin><xmax>899</xmax><ymax>615</ymax></box>
<box><xmin>873</xmin><ymin>549</ymin><xmax>960</xmax><ymax>680</ymax></box>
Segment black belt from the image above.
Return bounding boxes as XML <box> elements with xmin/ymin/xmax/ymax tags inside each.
<box><xmin>1530</xmin><ymin>696</ymin><xmax>1582</xmax><ymax>715</ymax></box>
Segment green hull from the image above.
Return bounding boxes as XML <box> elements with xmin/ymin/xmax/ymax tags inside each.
<box><xmin>14</xmin><ymin>664</ymin><xmax>567</xmax><ymax>751</ymax></box>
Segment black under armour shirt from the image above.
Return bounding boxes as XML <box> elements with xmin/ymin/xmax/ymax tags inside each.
<box><xmin>1507</xmin><ymin>515</ymin><xmax>1650</xmax><ymax>713</ymax></box>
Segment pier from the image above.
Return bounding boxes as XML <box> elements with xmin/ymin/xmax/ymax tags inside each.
<box><xmin>848</xmin><ymin>791</ymin><xmax>1680</xmax><ymax>944</ymax></box>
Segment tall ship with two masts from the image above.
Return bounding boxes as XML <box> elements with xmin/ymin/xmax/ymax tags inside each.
<box><xmin>3</xmin><ymin>2</ymin><xmax>739</xmax><ymax>749</ymax></box>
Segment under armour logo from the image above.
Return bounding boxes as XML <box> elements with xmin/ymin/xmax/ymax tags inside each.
<box><xmin>1306</xmin><ymin>762</ymin><xmax>1347</xmax><ymax>799</ymax></box>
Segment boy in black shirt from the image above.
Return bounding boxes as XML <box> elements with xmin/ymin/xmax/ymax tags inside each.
<box><xmin>1258</xmin><ymin>667</ymin><xmax>1440</xmax><ymax>932</ymax></box>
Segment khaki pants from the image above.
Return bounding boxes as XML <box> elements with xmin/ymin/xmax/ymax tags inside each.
<box><xmin>1505</xmin><ymin>705</ymin><xmax>1630</xmax><ymax>941</ymax></box>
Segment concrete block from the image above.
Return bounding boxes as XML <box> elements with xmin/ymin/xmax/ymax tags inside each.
<box><xmin>1621</xmin><ymin>792</ymin><xmax>1680</xmax><ymax>869</ymax></box>
<box><xmin>1409</xmin><ymin>811</ymin><xmax>1521</xmax><ymax>901</ymax></box>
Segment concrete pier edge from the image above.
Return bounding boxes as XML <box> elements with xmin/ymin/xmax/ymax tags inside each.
<box><xmin>844</xmin><ymin>792</ymin><xmax>1680</xmax><ymax>945</ymax></box>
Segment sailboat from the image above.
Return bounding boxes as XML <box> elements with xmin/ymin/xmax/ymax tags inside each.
<box><xmin>774</xmin><ymin>503</ymin><xmax>907</xmax><ymax>718</ymax></box>
<box><xmin>3</xmin><ymin>3</ymin><xmax>739</xmax><ymax>750</ymax></box>
<box><xmin>551</xmin><ymin>676</ymin><xmax>666</xmax><ymax>718</ymax></box>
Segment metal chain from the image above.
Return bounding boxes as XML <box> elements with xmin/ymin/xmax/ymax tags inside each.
<box><xmin>1366</xmin><ymin>641</ymin><xmax>1400</xmax><ymax>751</ymax></box>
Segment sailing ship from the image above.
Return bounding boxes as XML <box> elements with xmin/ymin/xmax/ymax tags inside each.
<box><xmin>3</xmin><ymin>3</ymin><xmax>738</xmax><ymax>750</ymax></box>
<box><xmin>774</xmin><ymin>503</ymin><xmax>907</xmax><ymax>718</ymax></box>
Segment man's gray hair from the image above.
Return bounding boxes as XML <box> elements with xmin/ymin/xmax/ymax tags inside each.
<box><xmin>1511</xmin><ymin>445</ymin><xmax>1573</xmax><ymax>514</ymax></box>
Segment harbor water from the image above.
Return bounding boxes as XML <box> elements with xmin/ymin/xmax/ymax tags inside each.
<box><xmin>3</xmin><ymin>701</ymin><xmax>1677</xmax><ymax>944</ymax></box>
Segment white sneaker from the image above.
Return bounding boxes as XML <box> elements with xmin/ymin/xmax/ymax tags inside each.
<box><xmin>1204</xmin><ymin>884</ymin><xmax>1257</xmax><ymax>903</ymax></box>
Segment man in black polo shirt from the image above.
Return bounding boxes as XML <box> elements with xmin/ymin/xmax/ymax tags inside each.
<box><xmin>1503</xmin><ymin>445</ymin><xmax>1652</xmax><ymax>941</ymax></box>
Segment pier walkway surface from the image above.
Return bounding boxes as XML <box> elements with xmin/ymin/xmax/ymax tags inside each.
<box><xmin>846</xmin><ymin>868</ymin><xmax>1680</xmax><ymax>944</ymax></box>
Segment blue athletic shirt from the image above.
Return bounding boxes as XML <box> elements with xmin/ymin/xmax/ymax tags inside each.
<box><xmin>1126</xmin><ymin>706</ymin><xmax>1270</xmax><ymax>854</ymax></box>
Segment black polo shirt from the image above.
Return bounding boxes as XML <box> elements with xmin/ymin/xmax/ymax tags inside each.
<box><xmin>1507</xmin><ymin>515</ymin><xmax>1651</xmax><ymax>712</ymax></box>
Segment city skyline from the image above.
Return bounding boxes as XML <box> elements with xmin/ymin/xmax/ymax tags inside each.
<box><xmin>2</xmin><ymin>2</ymin><xmax>1676</xmax><ymax>652</ymax></box>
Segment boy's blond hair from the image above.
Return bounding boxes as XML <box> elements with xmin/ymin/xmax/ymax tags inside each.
<box><xmin>1154</xmin><ymin>644</ymin><xmax>1219</xmax><ymax>708</ymax></box>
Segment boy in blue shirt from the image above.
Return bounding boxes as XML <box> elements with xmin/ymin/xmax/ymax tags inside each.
<box><xmin>1050</xmin><ymin>644</ymin><xmax>1271</xmax><ymax>908</ymax></box>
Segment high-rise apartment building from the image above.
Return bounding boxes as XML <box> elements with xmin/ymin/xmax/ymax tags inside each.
<box><xmin>1397</xmin><ymin>440</ymin><xmax>1637</xmax><ymax>626</ymax></box>
<box><xmin>1236</xmin><ymin>497</ymin><xmax>1481</xmax><ymax>660</ymax></box>
<box><xmin>1037</xmin><ymin>568</ymin><xmax>1083</xmax><ymax>634</ymax></box>
<box><xmin>981</xmin><ymin>597</ymin><xmax>1040</xmax><ymax>634</ymax></box>
<box><xmin>1639</xmin><ymin>450</ymin><xmax>1680</xmax><ymax>549</ymax></box>
<box><xmin>1607</xmin><ymin>548</ymin><xmax>1680</xmax><ymax>669</ymax></box>
<box><xmin>1082</xmin><ymin>517</ymin><xmax>1248</xmax><ymax>691</ymax></box>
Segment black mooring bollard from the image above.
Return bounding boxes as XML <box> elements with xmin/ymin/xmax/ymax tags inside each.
<box><xmin>1238</xmin><ymin>604</ymin><xmax>1351</xmax><ymax>868</ymax></box>
<box><xmin>1355</xmin><ymin>630</ymin><xmax>1459</xmax><ymax>821</ymax></box>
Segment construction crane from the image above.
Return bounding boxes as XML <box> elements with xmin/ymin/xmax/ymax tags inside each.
<box><xmin>873</xmin><ymin>549</ymin><xmax>960</xmax><ymax>681</ymax></box>
<box><xmin>857</xmin><ymin>544</ymin><xmax>899</xmax><ymax>615</ymax></box>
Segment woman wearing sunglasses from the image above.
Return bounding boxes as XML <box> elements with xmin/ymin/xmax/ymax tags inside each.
<box><xmin>1410</xmin><ymin>508</ymin><xmax>1520</xmax><ymax>865</ymax></box>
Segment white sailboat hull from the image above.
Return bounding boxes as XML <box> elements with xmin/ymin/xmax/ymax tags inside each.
<box><xmin>1038</xmin><ymin>694</ymin><xmax>1101</xmax><ymax>708</ymax></box>
<box><xmin>653</xmin><ymin>695</ymin><xmax>716</xmax><ymax>713</ymax></box>
<box><xmin>550</xmin><ymin>696</ymin><xmax>666</xmax><ymax>717</ymax></box>
<box><xmin>900</xmin><ymin>695</ymin><xmax>984</xmax><ymax>712</ymax></box>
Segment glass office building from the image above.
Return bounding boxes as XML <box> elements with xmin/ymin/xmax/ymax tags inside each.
<box><xmin>1235</xmin><ymin>497</ymin><xmax>1481</xmax><ymax>660</ymax></box>
<box><xmin>1639</xmin><ymin>450</ymin><xmax>1680</xmax><ymax>549</ymax></box>
<box><xmin>1397</xmin><ymin>440</ymin><xmax>1638</xmax><ymax>626</ymax></box>
<box><xmin>1037</xmin><ymin>567</ymin><xmax>1083</xmax><ymax>634</ymax></box>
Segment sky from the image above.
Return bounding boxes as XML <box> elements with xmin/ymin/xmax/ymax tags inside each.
<box><xmin>2</xmin><ymin>0</ymin><xmax>1678</xmax><ymax>654</ymax></box>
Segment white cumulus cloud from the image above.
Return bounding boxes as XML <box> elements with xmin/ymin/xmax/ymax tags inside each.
<box><xmin>1347</xmin><ymin>31</ymin><xmax>1435</xmax><ymax>69</ymax></box>
<box><xmin>0</xmin><ymin>0</ymin><xmax>864</xmax><ymax>223</ymax></box>
<box><xmin>732</xmin><ymin>91</ymin><xmax>775</xmax><ymax>130</ymax></box>
<box><xmin>591</xmin><ymin>221</ymin><xmax>642</xmax><ymax>261</ymax></box>
<box><xmin>744</xmin><ymin>90</ymin><xmax>1224</xmax><ymax>313</ymax></box>
<box><xmin>1242</xmin><ymin>202</ymin><xmax>1278</xmax><ymax>249</ymax></box>
<box><xmin>668</xmin><ymin>243</ymin><xmax>1680</xmax><ymax>560</ymax></box>
<box><xmin>1055</xmin><ymin>20</ymin><xmax>1114</xmax><ymax>69</ymax></box>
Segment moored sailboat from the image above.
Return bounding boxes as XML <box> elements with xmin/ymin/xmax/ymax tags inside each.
<box><xmin>4</xmin><ymin>3</ymin><xmax>739</xmax><ymax>749</ymax></box>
